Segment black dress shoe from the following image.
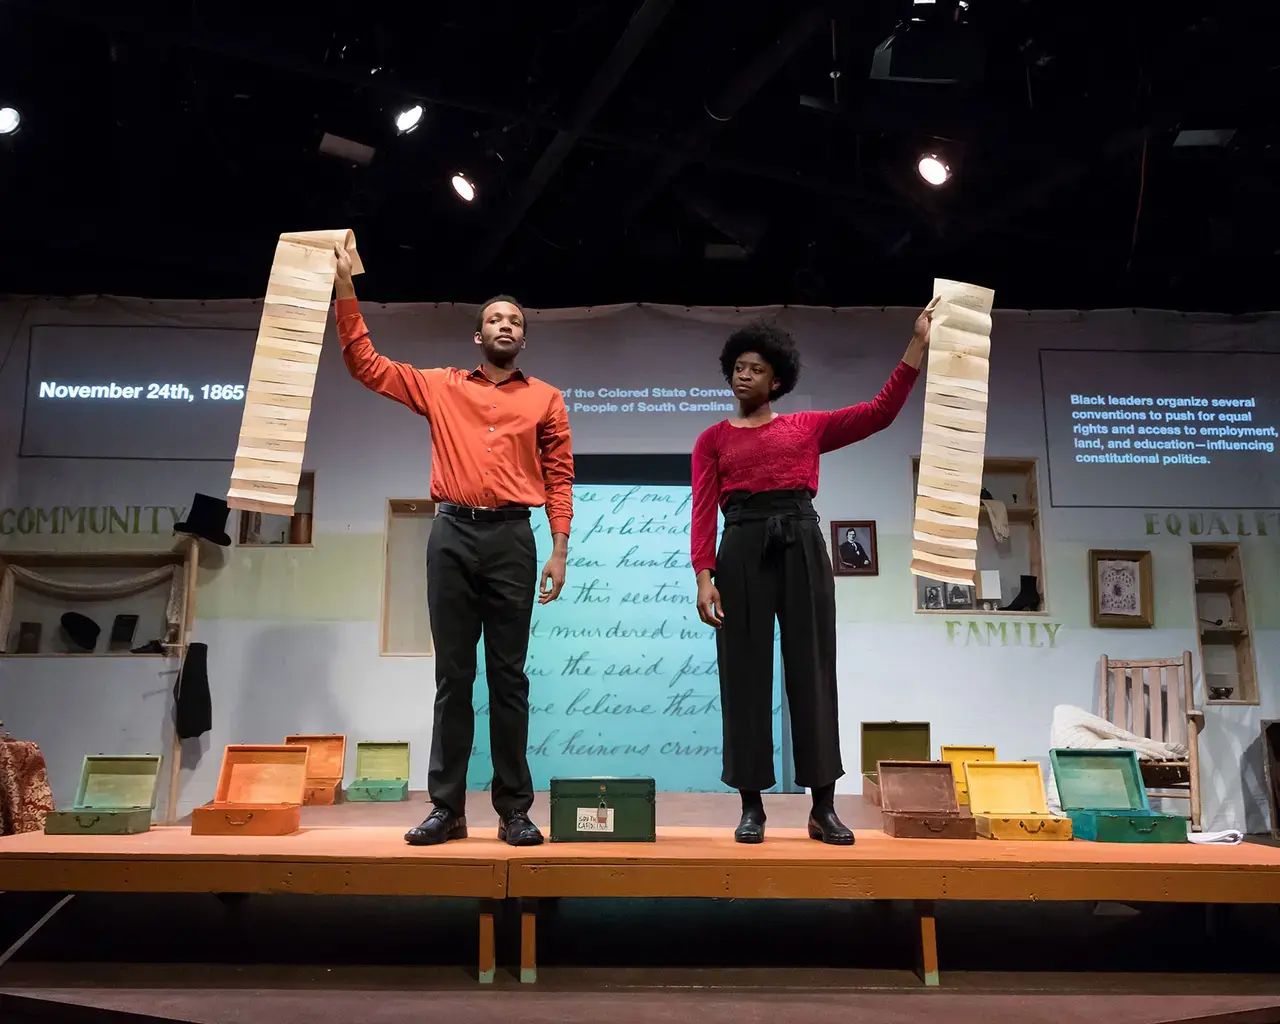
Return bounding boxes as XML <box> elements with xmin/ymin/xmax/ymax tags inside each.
<box><xmin>807</xmin><ymin>805</ymin><xmax>855</xmax><ymax>845</ymax></box>
<box><xmin>498</xmin><ymin>811</ymin><xmax>544</xmax><ymax>846</ymax></box>
<box><xmin>734</xmin><ymin>804</ymin><xmax>766</xmax><ymax>844</ymax></box>
<box><xmin>404</xmin><ymin>807</ymin><xmax>467</xmax><ymax>846</ymax></box>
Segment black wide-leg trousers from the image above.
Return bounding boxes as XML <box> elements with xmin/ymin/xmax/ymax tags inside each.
<box><xmin>426</xmin><ymin>510</ymin><xmax>537</xmax><ymax>819</ymax></box>
<box><xmin>714</xmin><ymin>490</ymin><xmax>844</xmax><ymax>792</ymax></box>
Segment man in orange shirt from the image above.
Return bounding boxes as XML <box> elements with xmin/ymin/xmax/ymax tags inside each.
<box><xmin>333</xmin><ymin>244</ymin><xmax>573</xmax><ymax>847</ymax></box>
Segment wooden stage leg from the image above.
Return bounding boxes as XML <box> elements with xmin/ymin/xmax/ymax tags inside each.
<box><xmin>520</xmin><ymin>898</ymin><xmax>538</xmax><ymax>984</ymax></box>
<box><xmin>915</xmin><ymin>899</ymin><xmax>940</xmax><ymax>988</ymax></box>
<box><xmin>478</xmin><ymin>899</ymin><xmax>497</xmax><ymax>985</ymax></box>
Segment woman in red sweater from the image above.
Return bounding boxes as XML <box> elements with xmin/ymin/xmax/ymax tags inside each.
<box><xmin>690</xmin><ymin>304</ymin><xmax>935</xmax><ymax>844</ymax></box>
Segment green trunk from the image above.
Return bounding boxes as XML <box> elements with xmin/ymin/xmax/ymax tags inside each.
<box><xmin>1067</xmin><ymin>809</ymin><xmax>1187</xmax><ymax>843</ymax></box>
<box><xmin>549</xmin><ymin>777</ymin><xmax>656</xmax><ymax>842</ymax></box>
<box><xmin>45</xmin><ymin>808</ymin><xmax>153</xmax><ymax>835</ymax></box>
<box><xmin>346</xmin><ymin>780</ymin><xmax>409</xmax><ymax>802</ymax></box>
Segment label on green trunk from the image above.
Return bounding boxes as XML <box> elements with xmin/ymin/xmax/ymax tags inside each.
<box><xmin>576</xmin><ymin>807</ymin><xmax>614</xmax><ymax>833</ymax></box>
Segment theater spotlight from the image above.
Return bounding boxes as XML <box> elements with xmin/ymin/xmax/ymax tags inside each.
<box><xmin>0</xmin><ymin>107</ymin><xmax>21</xmax><ymax>136</ymax></box>
<box><xmin>394</xmin><ymin>104</ymin><xmax>423</xmax><ymax>134</ymax></box>
<box><xmin>451</xmin><ymin>172</ymin><xmax>477</xmax><ymax>202</ymax></box>
<box><xmin>917</xmin><ymin>153</ymin><xmax>951</xmax><ymax>186</ymax></box>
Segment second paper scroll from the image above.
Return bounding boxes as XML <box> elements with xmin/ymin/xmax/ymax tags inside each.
<box><xmin>909</xmin><ymin>278</ymin><xmax>995</xmax><ymax>586</ymax></box>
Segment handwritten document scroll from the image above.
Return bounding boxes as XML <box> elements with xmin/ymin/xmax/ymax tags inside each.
<box><xmin>226</xmin><ymin>230</ymin><xmax>364</xmax><ymax>516</ymax></box>
<box><xmin>909</xmin><ymin>278</ymin><xmax>995</xmax><ymax>587</ymax></box>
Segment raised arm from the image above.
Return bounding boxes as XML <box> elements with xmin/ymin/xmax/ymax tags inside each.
<box><xmin>806</xmin><ymin>305</ymin><xmax>933</xmax><ymax>453</ymax></box>
<box><xmin>334</xmin><ymin>254</ymin><xmax>433</xmax><ymax>416</ymax></box>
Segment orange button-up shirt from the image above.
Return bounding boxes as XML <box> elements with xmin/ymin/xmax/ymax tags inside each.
<box><xmin>336</xmin><ymin>298</ymin><xmax>574</xmax><ymax>536</ymax></box>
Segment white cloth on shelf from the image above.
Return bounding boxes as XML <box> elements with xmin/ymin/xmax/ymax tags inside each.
<box><xmin>981</xmin><ymin>497</ymin><xmax>1010</xmax><ymax>542</ymax></box>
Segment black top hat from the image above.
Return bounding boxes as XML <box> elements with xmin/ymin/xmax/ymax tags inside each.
<box><xmin>174</xmin><ymin>493</ymin><xmax>232</xmax><ymax>547</ymax></box>
<box><xmin>60</xmin><ymin>612</ymin><xmax>101</xmax><ymax>652</ymax></box>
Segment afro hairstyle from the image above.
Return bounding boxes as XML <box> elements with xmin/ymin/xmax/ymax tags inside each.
<box><xmin>475</xmin><ymin>295</ymin><xmax>527</xmax><ymax>334</ymax></box>
<box><xmin>718</xmin><ymin>320</ymin><xmax>802</xmax><ymax>401</ymax></box>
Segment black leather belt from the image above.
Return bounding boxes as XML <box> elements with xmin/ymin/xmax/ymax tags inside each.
<box><xmin>437</xmin><ymin>501</ymin><xmax>531</xmax><ymax>522</ymax></box>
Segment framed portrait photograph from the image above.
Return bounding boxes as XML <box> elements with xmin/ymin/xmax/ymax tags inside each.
<box><xmin>944</xmin><ymin>583</ymin><xmax>975</xmax><ymax>610</ymax></box>
<box><xmin>1089</xmin><ymin>549</ymin><xmax>1154</xmax><ymax>628</ymax></box>
<box><xmin>831</xmin><ymin>520</ymin><xmax>878</xmax><ymax>577</ymax></box>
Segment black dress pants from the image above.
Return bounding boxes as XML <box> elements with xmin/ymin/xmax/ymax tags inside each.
<box><xmin>714</xmin><ymin>490</ymin><xmax>844</xmax><ymax>792</ymax></box>
<box><xmin>426</xmin><ymin>509</ymin><xmax>537</xmax><ymax>818</ymax></box>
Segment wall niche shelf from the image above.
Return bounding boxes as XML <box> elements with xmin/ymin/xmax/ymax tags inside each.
<box><xmin>1191</xmin><ymin>542</ymin><xmax>1258</xmax><ymax>706</ymax></box>
<box><xmin>0</xmin><ymin>543</ymin><xmax>198</xmax><ymax>659</ymax></box>
<box><xmin>237</xmin><ymin>470</ymin><xmax>316</xmax><ymax>547</ymax></box>
<box><xmin>381</xmin><ymin>499</ymin><xmax>436</xmax><ymax>657</ymax></box>
<box><xmin>910</xmin><ymin>456</ymin><xmax>1047</xmax><ymax>616</ymax></box>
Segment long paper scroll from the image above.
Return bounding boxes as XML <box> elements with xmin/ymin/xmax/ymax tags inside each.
<box><xmin>226</xmin><ymin>230</ymin><xmax>364</xmax><ymax>516</ymax></box>
<box><xmin>909</xmin><ymin>278</ymin><xmax>995</xmax><ymax>587</ymax></box>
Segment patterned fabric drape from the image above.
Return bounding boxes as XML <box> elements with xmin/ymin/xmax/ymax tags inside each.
<box><xmin>0</xmin><ymin>738</ymin><xmax>56</xmax><ymax>835</ymax></box>
<box><xmin>0</xmin><ymin>564</ymin><xmax>184</xmax><ymax>653</ymax></box>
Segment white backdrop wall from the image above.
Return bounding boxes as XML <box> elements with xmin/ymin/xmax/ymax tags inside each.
<box><xmin>0</xmin><ymin>294</ymin><xmax>1277</xmax><ymax>831</ymax></box>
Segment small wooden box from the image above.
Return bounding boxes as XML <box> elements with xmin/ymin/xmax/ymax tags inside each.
<box><xmin>861</xmin><ymin>721</ymin><xmax>931</xmax><ymax>807</ymax></box>
<box><xmin>284</xmin><ymin>733</ymin><xmax>346</xmax><ymax>805</ymax></box>
<box><xmin>550</xmin><ymin>777</ymin><xmax>656</xmax><ymax>843</ymax></box>
<box><xmin>878</xmin><ymin>760</ymin><xmax>976</xmax><ymax>839</ymax></box>
<box><xmin>940</xmin><ymin>745</ymin><xmax>997</xmax><ymax>805</ymax></box>
<box><xmin>190</xmin><ymin>744</ymin><xmax>308</xmax><ymax>836</ymax></box>
<box><xmin>44</xmin><ymin>754</ymin><xmax>163</xmax><ymax>836</ymax></box>
<box><xmin>1050</xmin><ymin>748</ymin><xmax>1186</xmax><ymax>843</ymax></box>
<box><xmin>964</xmin><ymin>760</ymin><xmax>1073</xmax><ymax>841</ymax></box>
<box><xmin>346</xmin><ymin>741</ymin><xmax>410</xmax><ymax>802</ymax></box>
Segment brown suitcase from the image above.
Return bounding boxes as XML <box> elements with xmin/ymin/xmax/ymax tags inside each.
<box><xmin>879</xmin><ymin>759</ymin><xmax>977</xmax><ymax>839</ymax></box>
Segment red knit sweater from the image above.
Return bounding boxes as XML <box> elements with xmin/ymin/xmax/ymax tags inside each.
<box><xmin>689</xmin><ymin>360</ymin><xmax>920</xmax><ymax>575</ymax></box>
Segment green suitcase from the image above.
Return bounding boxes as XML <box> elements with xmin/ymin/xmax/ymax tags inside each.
<box><xmin>1050</xmin><ymin>748</ymin><xmax>1187</xmax><ymax>843</ymax></box>
<box><xmin>345</xmin><ymin>741</ymin><xmax>410</xmax><ymax>802</ymax></box>
<box><xmin>44</xmin><ymin>754</ymin><xmax>163</xmax><ymax>836</ymax></box>
<box><xmin>549</xmin><ymin>777</ymin><xmax>656</xmax><ymax>842</ymax></box>
<box><xmin>861</xmin><ymin>721</ymin><xmax>931</xmax><ymax>806</ymax></box>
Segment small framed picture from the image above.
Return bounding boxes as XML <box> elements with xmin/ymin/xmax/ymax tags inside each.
<box><xmin>945</xmin><ymin>583</ymin><xmax>975</xmax><ymax>609</ymax></box>
<box><xmin>831</xmin><ymin>520</ymin><xmax>878</xmax><ymax>577</ymax></box>
<box><xmin>1089</xmin><ymin>549</ymin><xmax>1154</xmax><ymax>628</ymax></box>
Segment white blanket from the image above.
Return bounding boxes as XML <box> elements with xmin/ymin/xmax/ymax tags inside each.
<box><xmin>1046</xmin><ymin>704</ymin><xmax>1187</xmax><ymax>814</ymax></box>
<box><xmin>1050</xmin><ymin>704</ymin><xmax>1188</xmax><ymax>760</ymax></box>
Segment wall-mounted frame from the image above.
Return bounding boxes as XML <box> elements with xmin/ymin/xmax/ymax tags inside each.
<box><xmin>910</xmin><ymin>456</ymin><xmax>1047</xmax><ymax>615</ymax></box>
<box><xmin>1089</xmin><ymin>548</ymin><xmax>1154</xmax><ymax>629</ymax></box>
<box><xmin>381</xmin><ymin>499</ymin><xmax>436</xmax><ymax>656</ymax></box>
<box><xmin>831</xmin><ymin>520</ymin><xmax>878</xmax><ymax>576</ymax></box>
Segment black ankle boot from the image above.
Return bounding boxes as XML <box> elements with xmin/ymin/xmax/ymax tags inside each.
<box><xmin>735</xmin><ymin>790</ymin><xmax>765</xmax><ymax>844</ymax></box>
<box><xmin>1002</xmin><ymin>574</ymin><xmax>1041</xmax><ymax>612</ymax></box>
<box><xmin>807</xmin><ymin>783</ymin><xmax>854</xmax><ymax>845</ymax></box>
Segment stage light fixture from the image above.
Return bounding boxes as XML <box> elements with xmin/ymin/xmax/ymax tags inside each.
<box><xmin>917</xmin><ymin>153</ymin><xmax>950</xmax><ymax>186</ymax></box>
<box><xmin>451</xmin><ymin>172</ymin><xmax>476</xmax><ymax>202</ymax></box>
<box><xmin>0</xmin><ymin>107</ymin><xmax>21</xmax><ymax>136</ymax></box>
<box><xmin>394</xmin><ymin>104</ymin><xmax>424</xmax><ymax>134</ymax></box>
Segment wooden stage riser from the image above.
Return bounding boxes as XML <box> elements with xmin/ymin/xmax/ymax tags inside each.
<box><xmin>509</xmin><ymin>864</ymin><xmax>1280</xmax><ymax>904</ymax></box>
<box><xmin>0</xmin><ymin>860</ymin><xmax>506</xmax><ymax>899</ymax></box>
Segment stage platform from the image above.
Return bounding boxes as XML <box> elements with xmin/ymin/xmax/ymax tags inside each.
<box><xmin>2</xmin><ymin>794</ymin><xmax>1278</xmax><ymax>988</ymax></box>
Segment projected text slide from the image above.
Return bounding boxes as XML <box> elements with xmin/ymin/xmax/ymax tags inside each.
<box><xmin>21</xmin><ymin>326</ymin><xmax>257</xmax><ymax>460</ymax></box>
<box><xmin>1040</xmin><ymin>349</ymin><xmax>1280</xmax><ymax>508</ymax></box>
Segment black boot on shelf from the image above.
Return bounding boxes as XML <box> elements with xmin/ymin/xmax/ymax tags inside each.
<box><xmin>807</xmin><ymin>783</ymin><xmax>855</xmax><ymax>845</ymax></box>
<box><xmin>1002</xmin><ymin>574</ymin><xmax>1041</xmax><ymax>612</ymax></box>
<box><xmin>735</xmin><ymin>790</ymin><xmax>766</xmax><ymax>844</ymax></box>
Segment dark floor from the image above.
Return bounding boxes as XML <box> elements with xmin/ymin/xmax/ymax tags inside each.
<box><xmin>2</xmin><ymin>792</ymin><xmax>1277</xmax><ymax>1023</ymax></box>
